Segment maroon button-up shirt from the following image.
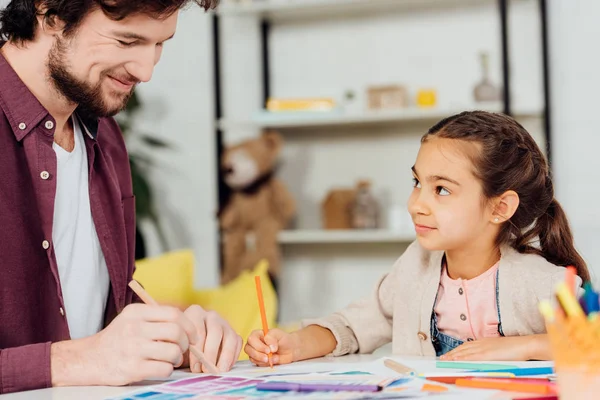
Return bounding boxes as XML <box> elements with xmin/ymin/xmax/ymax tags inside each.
<box><xmin>0</xmin><ymin>48</ymin><xmax>137</xmax><ymax>393</ymax></box>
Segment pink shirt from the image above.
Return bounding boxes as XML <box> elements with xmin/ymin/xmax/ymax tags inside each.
<box><xmin>434</xmin><ymin>263</ymin><xmax>501</xmax><ymax>341</ymax></box>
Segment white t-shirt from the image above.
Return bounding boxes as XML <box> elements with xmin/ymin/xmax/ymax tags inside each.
<box><xmin>52</xmin><ymin>117</ymin><xmax>110</xmax><ymax>339</ymax></box>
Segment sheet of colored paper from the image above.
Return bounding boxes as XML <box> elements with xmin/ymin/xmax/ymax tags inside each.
<box><xmin>107</xmin><ymin>374</ymin><xmax>426</xmax><ymax>400</ymax></box>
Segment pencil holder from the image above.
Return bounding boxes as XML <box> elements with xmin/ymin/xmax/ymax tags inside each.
<box><xmin>547</xmin><ymin>317</ymin><xmax>600</xmax><ymax>400</ymax></box>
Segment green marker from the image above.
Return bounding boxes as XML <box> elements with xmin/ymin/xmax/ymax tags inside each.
<box><xmin>436</xmin><ymin>361</ymin><xmax>519</xmax><ymax>371</ymax></box>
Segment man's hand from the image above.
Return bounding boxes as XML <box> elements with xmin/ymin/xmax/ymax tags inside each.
<box><xmin>183</xmin><ymin>305</ymin><xmax>243</xmax><ymax>373</ymax></box>
<box><xmin>51</xmin><ymin>303</ymin><xmax>199</xmax><ymax>387</ymax></box>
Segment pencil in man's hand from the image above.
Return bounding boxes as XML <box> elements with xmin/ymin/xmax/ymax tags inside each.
<box><xmin>129</xmin><ymin>280</ymin><xmax>158</xmax><ymax>306</ymax></box>
<box><xmin>127</xmin><ymin>280</ymin><xmax>220</xmax><ymax>375</ymax></box>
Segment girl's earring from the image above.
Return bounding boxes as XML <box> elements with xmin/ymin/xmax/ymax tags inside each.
<box><xmin>494</xmin><ymin>218</ymin><xmax>500</xmax><ymax>223</ymax></box>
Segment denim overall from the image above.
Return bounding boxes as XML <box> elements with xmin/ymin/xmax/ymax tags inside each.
<box><xmin>430</xmin><ymin>268</ymin><xmax>505</xmax><ymax>357</ymax></box>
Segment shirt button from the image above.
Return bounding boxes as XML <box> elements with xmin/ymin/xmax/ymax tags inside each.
<box><xmin>458</xmin><ymin>287</ymin><xmax>464</xmax><ymax>295</ymax></box>
<box><xmin>460</xmin><ymin>314</ymin><xmax>467</xmax><ymax>321</ymax></box>
<box><xmin>42</xmin><ymin>240</ymin><xmax>50</xmax><ymax>250</ymax></box>
<box><xmin>40</xmin><ymin>171</ymin><xmax>50</xmax><ymax>180</ymax></box>
<box><xmin>45</xmin><ymin>120</ymin><xmax>54</xmax><ymax>130</ymax></box>
<box><xmin>417</xmin><ymin>332</ymin><xmax>428</xmax><ymax>341</ymax></box>
<box><xmin>18</xmin><ymin>122</ymin><xmax>26</xmax><ymax>130</ymax></box>
<box><xmin>59</xmin><ymin>307</ymin><xmax>65</xmax><ymax>316</ymax></box>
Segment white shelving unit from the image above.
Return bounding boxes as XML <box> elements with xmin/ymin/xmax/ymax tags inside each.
<box><xmin>218</xmin><ymin>0</ymin><xmax>521</xmax><ymax>22</ymax></box>
<box><xmin>217</xmin><ymin>0</ymin><xmax>547</xmax><ymax>323</ymax></box>
<box><xmin>219</xmin><ymin>103</ymin><xmax>542</xmax><ymax>131</ymax></box>
<box><xmin>278</xmin><ymin>229</ymin><xmax>415</xmax><ymax>244</ymax></box>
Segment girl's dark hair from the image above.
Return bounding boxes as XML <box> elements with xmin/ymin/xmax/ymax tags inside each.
<box><xmin>425</xmin><ymin>111</ymin><xmax>590</xmax><ymax>282</ymax></box>
<box><xmin>0</xmin><ymin>0</ymin><xmax>218</xmax><ymax>43</ymax></box>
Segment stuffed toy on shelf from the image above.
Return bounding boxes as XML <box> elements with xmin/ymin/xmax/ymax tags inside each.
<box><xmin>219</xmin><ymin>131</ymin><xmax>296</xmax><ymax>287</ymax></box>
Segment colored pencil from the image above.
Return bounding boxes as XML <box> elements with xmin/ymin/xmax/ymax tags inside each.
<box><xmin>435</xmin><ymin>361</ymin><xmax>517</xmax><ymax>370</ymax></box>
<box><xmin>455</xmin><ymin>377</ymin><xmax>556</xmax><ymax>394</ymax></box>
<box><xmin>426</xmin><ymin>376</ymin><xmax>548</xmax><ymax>385</ymax></box>
<box><xmin>466</xmin><ymin>367</ymin><xmax>554</xmax><ymax>376</ymax></box>
<box><xmin>556</xmin><ymin>282</ymin><xmax>585</xmax><ymax>318</ymax></box>
<box><xmin>565</xmin><ymin>266</ymin><xmax>576</xmax><ymax>295</ymax></box>
<box><xmin>384</xmin><ymin>358</ymin><xmax>416</xmax><ymax>375</ymax></box>
<box><xmin>256</xmin><ymin>381</ymin><xmax>381</xmax><ymax>392</ymax></box>
<box><xmin>255</xmin><ymin>275</ymin><xmax>273</xmax><ymax>369</ymax></box>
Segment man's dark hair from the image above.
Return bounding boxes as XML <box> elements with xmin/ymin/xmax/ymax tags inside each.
<box><xmin>0</xmin><ymin>0</ymin><xmax>218</xmax><ymax>43</ymax></box>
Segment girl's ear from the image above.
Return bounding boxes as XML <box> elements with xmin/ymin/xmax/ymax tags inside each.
<box><xmin>491</xmin><ymin>190</ymin><xmax>520</xmax><ymax>223</ymax></box>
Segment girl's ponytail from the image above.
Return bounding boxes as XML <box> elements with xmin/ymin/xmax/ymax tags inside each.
<box><xmin>515</xmin><ymin>198</ymin><xmax>590</xmax><ymax>282</ymax></box>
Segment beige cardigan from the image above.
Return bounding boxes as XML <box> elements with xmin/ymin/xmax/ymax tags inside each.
<box><xmin>303</xmin><ymin>240</ymin><xmax>582</xmax><ymax>357</ymax></box>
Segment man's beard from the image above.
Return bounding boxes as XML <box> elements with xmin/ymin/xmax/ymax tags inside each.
<box><xmin>47</xmin><ymin>36</ymin><xmax>135</xmax><ymax>118</ymax></box>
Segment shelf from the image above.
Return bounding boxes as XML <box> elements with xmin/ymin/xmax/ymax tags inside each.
<box><xmin>278</xmin><ymin>229</ymin><xmax>415</xmax><ymax>244</ymax></box>
<box><xmin>218</xmin><ymin>104</ymin><xmax>542</xmax><ymax>131</ymax></box>
<box><xmin>217</xmin><ymin>0</ymin><xmax>516</xmax><ymax>22</ymax></box>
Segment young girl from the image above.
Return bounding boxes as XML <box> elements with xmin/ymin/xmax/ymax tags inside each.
<box><xmin>244</xmin><ymin>111</ymin><xmax>589</xmax><ymax>364</ymax></box>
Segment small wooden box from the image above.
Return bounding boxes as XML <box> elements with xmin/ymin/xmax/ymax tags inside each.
<box><xmin>367</xmin><ymin>85</ymin><xmax>408</xmax><ymax>110</ymax></box>
<box><xmin>321</xmin><ymin>189</ymin><xmax>356</xmax><ymax>230</ymax></box>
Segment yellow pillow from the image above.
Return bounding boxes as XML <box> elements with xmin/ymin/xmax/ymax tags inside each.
<box><xmin>133</xmin><ymin>251</ymin><xmax>278</xmax><ymax>361</ymax></box>
<box><xmin>133</xmin><ymin>249</ymin><xmax>196</xmax><ymax>308</ymax></box>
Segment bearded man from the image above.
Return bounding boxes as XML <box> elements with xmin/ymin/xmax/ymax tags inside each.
<box><xmin>0</xmin><ymin>0</ymin><xmax>242</xmax><ymax>394</ymax></box>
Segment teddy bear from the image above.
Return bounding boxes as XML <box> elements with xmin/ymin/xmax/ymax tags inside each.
<box><xmin>219</xmin><ymin>131</ymin><xmax>296</xmax><ymax>287</ymax></box>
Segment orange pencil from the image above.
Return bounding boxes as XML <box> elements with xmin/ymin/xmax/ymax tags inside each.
<box><xmin>255</xmin><ymin>275</ymin><xmax>273</xmax><ymax>369</ymax></box>
<box><xmin>127</xmin><ymin>280</ymin><xmax>220</xmax><ymax>374</ymax></box>
<box><xmin>455</xmin><ymin>378</ymin><xmax>556</xmax><ymax>394</ymax></box>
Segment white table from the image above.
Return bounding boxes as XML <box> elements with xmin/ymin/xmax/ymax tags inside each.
<box><xmin>0</xmin><ymin>355</ymin><xmax>553</xmax><ymax>399</ymax></box>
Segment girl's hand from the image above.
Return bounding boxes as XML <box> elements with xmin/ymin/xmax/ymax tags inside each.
<box><xmin>244</xmin><ymin>328</ymin><xmax>299</xmax><ymax>367</ymax></box>
<box><xmin>439</xmin><ymin>335</ymin><xmax>550</xmax><ymax>361</ymax></box>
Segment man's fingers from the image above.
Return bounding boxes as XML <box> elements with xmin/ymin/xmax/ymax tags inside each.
<box><xmin>137</xmin><ymin>304</ymin><xmax>182</xmax><ymax>322</ymax></box>
<box><xmin>181</xmin><ymin>306</ymin><xmax>244</xmax><ymax>373</ymax></box>
<box><xmin>231</xmin><ymin>335</ymin><xmax>243</xmax><ymax>370</ymax></box>
<box><xmin>202</xmin><ymin>319</ymin><xmax>224</xmax><ymax>371</ymax></box>
<box><xmin>178</xmin><ymin>314</ymin><xmax>200</xmax><ymax>347</ymax></box>
<box><xmin>184</xmin><ymin>305</ymin><xmax>208</xmax><ymax>348</ymax></box>
<box><xmin>143</xmin><ymin>322</ymin><xmax>189</xmax><ymax>353</ymax></box>
<box><xmin>188</xmin><ymin>350</ymin><xmax>201</xmax><ymax>374</ymax></box>
<box><xmin>138</xmin><ymin>305</ymin><xmax>199</xmax><ymax>346</ymax></box>
<box><xmin>137</xmin><ymin>360</ymin><xmax>175</xmax><ymax>381</ymax></box>
<box><xmin>216</xmin><ymin>332</ymin><xmax>240</xmax><ymax>372</ymax></box>
<box><xmin>143</xmin><ymin>341</ymin><xmax>184</xmax><ymax>366</ymax></box>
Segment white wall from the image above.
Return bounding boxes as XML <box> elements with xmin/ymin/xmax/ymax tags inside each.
<box><xmin>131</xmin><ymin>8</ymin><xmax>220</xmax><ymax>289</ymax></box>
<box><xmin>220</xmin><ymin>0</ymin><xmax>547</xmax><ymax>324</ymax></box>
<box><xmin>550</xmin><ymin>1</ymin><xmax>600</xmax><ymax>281</ymax></box>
